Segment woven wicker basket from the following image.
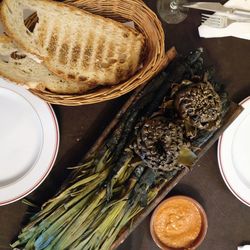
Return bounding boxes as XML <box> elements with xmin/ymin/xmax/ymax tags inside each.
<box><xmin>25</xmin><ymin>0</ymin><xmax>176</xmax><ymax>106</ymax></box>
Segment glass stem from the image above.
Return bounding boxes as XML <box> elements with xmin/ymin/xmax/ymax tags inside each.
<box><xmin>170</xmin><ymin>0</ymin><xmax>179</xmax><ymax>10</ymax></box>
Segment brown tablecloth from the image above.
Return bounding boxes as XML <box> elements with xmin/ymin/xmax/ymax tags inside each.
<box><xmin>1</xmin><ymin>1</ymin><xmax>250</xmax><ymax>250</ymax></box>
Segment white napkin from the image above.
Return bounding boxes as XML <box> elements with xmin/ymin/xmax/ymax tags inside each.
<box><xmin>198</xmin><ymin>0</ymin><xmax>250</xmax><ymax>40</ymax></box>
<box><xmin>238</xmin><ymin>245</ymin><xmax>250</xmax><ymax>250</ymax></box>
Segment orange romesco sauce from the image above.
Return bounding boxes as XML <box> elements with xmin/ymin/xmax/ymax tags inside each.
<box><xmin>153</xmin><ymin>198</ymin><xmax>202</xmax><ymax>249</ymax></box>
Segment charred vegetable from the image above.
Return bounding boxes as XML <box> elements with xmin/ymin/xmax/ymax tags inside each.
<box><xmin>132</xmin><ymin>116</ymin><xmax>195</xmax><ymax>174</ymax></box>
<box><xmin>172</xmin><ymin>80</ymin><xmax>222</xmax><ymax>131</ymax></box>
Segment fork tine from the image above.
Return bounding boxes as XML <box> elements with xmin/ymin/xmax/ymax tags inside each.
<box><xmin>201</xmin><ymin>13</ymin><xmax>231</xmax><ymax>28</ymax></box>
<box><xmin>201</xmin><ymin>18</ymin><xmax>209</xmax><ymax>23</ymax></box>
<box><xmin>202</xmin><ymin>14</ymin><xmax>221</xmax><ymax>20</ymax></box>
<box><xmin>201</xmin><ymin>17</ymin><xmax>219</xmax><ymax>24</ymax></box>
<box><xmin>201</xmin><ymin>17</ymin><xmax>221</xmax><ymax>28</ymax></box>
<box><xmin>201</xmin><ymin>14</ymin><xmax>220</xmax><ymax>22</ymax></box>
<box><xmin>201</xmin><ymin>14</ymin><xmax>222</xmax><ymax>26</ymax></box>
<box><xmin>201</xmin><ymin>13</ymin><xmax>216</xmax><ymax>18</ymax></box>
<box><xmin>201</xmin><ymin>17</ymin><xmax>218</xmax><ymax>23</ymax></box>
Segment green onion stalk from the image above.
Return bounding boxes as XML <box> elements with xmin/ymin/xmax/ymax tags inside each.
<box><xmin>12</xmin><ymin>156</ymin><xmax>178</xmax><ymax>250</ymax></box>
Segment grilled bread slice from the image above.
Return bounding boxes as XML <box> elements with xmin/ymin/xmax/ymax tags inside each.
<box><xmin>1</xmin><ymin>0</ymin><xmax>145</xmax><ymax>87</ymax></box>
<box><xmin>0</xmin><ymin>35</ymin><xmax>95</xmax><ymax>94</ymax></box>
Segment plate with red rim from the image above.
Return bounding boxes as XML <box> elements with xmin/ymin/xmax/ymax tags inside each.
<box><xmin>218</xmin><ymin>96</ymin><xmax>250</xmax><ymax>206</ymax></box>
<box><xmin>0</xmin><ymin>78</ymin><xmax>59</xmax><ymax>206</ymax></box>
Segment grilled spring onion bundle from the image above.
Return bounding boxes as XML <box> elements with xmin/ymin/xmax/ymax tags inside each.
<box><xmin>12</xmin><ymin>49</ymin><xmax>227</xmax><ymax>250</ymax></box>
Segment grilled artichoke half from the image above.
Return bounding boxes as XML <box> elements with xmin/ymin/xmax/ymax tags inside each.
<box><xmin>132</xmin><ymin>116</ymin><xmax>196</xmax><ymax>174</ymax></box>
<box><xmin>173</xmin><ymin>81</ymin><xmax>222</xmax><ymax>131</ymax></box>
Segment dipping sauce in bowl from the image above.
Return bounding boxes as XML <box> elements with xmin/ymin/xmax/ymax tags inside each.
<box><xmin>150</xmin><ymin>196</ymin><xmax>208</xmax><ymax>250</ymax></box>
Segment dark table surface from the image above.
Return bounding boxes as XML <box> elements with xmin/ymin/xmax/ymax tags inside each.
<box><xmin>1</xmin><ymin>1</ymin><xmax>250</xmax><ymax>250</ymax></box>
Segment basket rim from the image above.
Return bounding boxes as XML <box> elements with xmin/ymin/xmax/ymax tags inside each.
<box><xmin>25</xmin><ymin>0</ymin><xmax>171</xmax><ymax>106</ymax></box>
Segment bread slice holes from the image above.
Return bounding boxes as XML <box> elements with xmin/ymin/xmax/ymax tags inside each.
<box><xmin>79</xmin><ymin>76</ymin><xmax>88</xmax><ymax>83</ymax></box>
<box><xmin>119</xmin><ymin>54</ymin><xmax>127</xmax><ymax>64</ymax></box>
<box><xmin>109</xmin><ymin>59</ymin><xmax>118</xmax><ymax>64</ymax></box>
<box><xmin>68</xmin><ymin>74</ymin><xmax>76</xmax><ymax>80</ymax></box>
<box><xmin>10</xmin><ymin>51</ymin><xmax>26</xmax><ymax>60</ymax></box>
<box><xmin>23</xmin><ymin>10</ymin><xmax>39</xmax><ymax>33</ymax></box>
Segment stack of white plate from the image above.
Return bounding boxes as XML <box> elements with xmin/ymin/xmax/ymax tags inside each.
<box><xmin>218</xmin><ymin>97</ymin><xmax>250</xmax><ymax>206</ymax></box>
<box><xmin>0</xmin><ymin>79</ymin><xmax>59</xmax><ymax>206</ymax></box>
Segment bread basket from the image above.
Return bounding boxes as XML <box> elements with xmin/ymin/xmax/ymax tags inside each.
<box><xmin>25</xmin><ymin>0</ymin><xmax>175</xmax><ymax>106</ymax></box>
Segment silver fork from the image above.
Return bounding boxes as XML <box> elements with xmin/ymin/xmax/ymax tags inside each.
<box><xmin>201</xmin><ymin>14</ymin><xmax>250</xmax><ymax>28</ymax></box>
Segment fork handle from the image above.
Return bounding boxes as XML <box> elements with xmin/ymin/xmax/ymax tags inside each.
<box><xmin>233</xmin><ymin>9</ymin><xmax>250</xmax><ymax>18</ymax></box>
<box><xmin>236</xmin><ymin>18</ymin><xmax>250</xmax><ymax>23</ymax></box>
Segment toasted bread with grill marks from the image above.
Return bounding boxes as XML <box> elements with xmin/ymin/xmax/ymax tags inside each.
<box><xmin>1</xmin><ymin>0</ymin><xmax>145</xmax><ymax>87</ymax></box>
<box><xmin>0</xmin><ymin>35</ymin><xmax>95</xmax><ymax>94</ymax></box>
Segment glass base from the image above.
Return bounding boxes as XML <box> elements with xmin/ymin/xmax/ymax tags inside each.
<box><xmin>157</xmin><ymin>0</ymin><xmax>188</xmax><ymax>24</ymax></box>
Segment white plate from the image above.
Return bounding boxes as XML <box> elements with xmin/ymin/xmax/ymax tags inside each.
<box><xmin>218</xmin><ymin>97</ymin><xmax>250</xmax><ymax>206</ymax></box>
<box><xmin>0</xmin><ymin>79</ymin><xmax>59</xmax><ymax>206</ymax></box>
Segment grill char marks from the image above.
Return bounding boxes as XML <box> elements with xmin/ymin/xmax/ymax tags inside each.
<box><xmin>35</xmin><ymin>12</ymin><xmax>143</xmax><ymax>87</ymax></box>
<box><xmin>71</xmin><ymin>44</ymin><xmax>81</xmax><ymax>65</ymax></box>
<box><xmin>107</xmin><ymin>41</ymin><xmax>115</xmax><ymax>61</ymax></box>
<box><xmin>59</xmin><ymin>43</ymin><xmax>69</xmax><ymax>65</ymax></box>
<box><xmin>105</xmin><ymin>41</ymin><xmax>115</xmax><ymax>82</ymax></box>
<box><xmin>113</xmin><ymin>32</ymin><xmax>132</xmax><ymax>83</ymax></box>
<box><xmin>42</xmin><ymin>22</ymin><xmax>141</xmax><ymax>85</ymax></box>
<box><xmin>127</xmin><ymin>33</ymin><xmax>136</xmax><ymax>75</ymax></box>
<box><xmin>95</xmin><ymin>36</ymin><xmax>105</xmax><ymax>70</ymax></box>
<box><xmin>47</xmin><ymin>32</ymin><xmax>58</xmax><ymax>57</ymax></box>
<box><xmin>82</xmin><ymin>32</ymin><xmax>94</xmax><ymax>69</ymax></box>
<box><xmin>37</xmin><ymin>19</ymin><xmax>48</xmax><ymax>49</ymax></box>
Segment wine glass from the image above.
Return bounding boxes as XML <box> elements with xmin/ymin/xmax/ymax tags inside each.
<box><xmin>157</xmin><ymin>0</ymin><xmax>188</xmax><ymax>24</ymax></box>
